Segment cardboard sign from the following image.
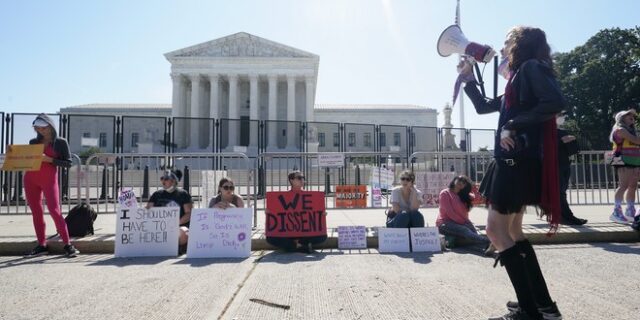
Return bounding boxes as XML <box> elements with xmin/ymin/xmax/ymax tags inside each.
<box><xmin>265</xmin><ymin>191</ymin><xmax>326</xmax><ymax>238</ymax></box>
<box><xmin>187</xmin><ymin>208</ymin><xmax>252</xmax><ymax>258</ymax></box>
<box><xmin>471</xmin><ymin>183</ymin><xmax>486</xmax><ymax>206</ymax></box>
<box><xmin>338</xmin><ymin>226</ymin><xmax>367</xmax><ymax>249</ymax></box>
<box><xmin>336</xmin><ymin>185</ymin><xmax>367</xmax><ymax>208</ymax></box>
<box><xmin>410</xmin><ymin>227</ymin><xmax>442</xmax><ymax>252</ymax></box>
<box><xmin>118</xmin><ymin>188</ymin><xmax>138</xmax><ymax>209</ymax></box>
<box><xmin>318</xmin><ymin>153</ymin><xmax>344</xmax><ymax>168</ymax></box>
<box><xmin>378</xmin><ymin>228</ymin><xmax>410</xmax><ymax>253</ymax></box>
<box><xmin>1</xmin><ymin>144</ymin><xmax>44</xmax><ymax>171</ymax></box>
<box><xmin>115</xmin><ymin>207</ymin><xmax>180</xmax><ymax>257</ymax></box>
<box><xmin>414</xmin><ymin>172</ymin><xmax>457</xmax><ymax>207</ymax></box>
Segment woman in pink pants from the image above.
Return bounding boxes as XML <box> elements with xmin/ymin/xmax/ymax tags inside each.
<box><xmin>23</xmin><ymin>114</ymin><xmax>79</xmax><ymax>257</ymax></box>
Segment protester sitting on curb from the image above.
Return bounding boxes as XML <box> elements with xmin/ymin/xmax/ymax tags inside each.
<box><xmin>436</xmin><ymin>175</ymin><xmax>493</xmax><ymax>255</ymax></box>
<box><xmin>209</xmin><ymin>177</ymin><xmax>244</xmax><ymax>209</ymax></box>
<box><xmin>265</xmin><ymin>170</ymin><xmax>327</xmax><ymax>254</ymax></box>
<box><xmin>386</xmin><ymin>170</ymin><xmax>425</xmax><ymax>228</ymax></box>
<box><xmin>23</xmin><ymin>113</ymin><xmax>79</xmax><ymax>258</ymax></box>
<box><xmin>146</xmin><ymin>169</ymin><xmax>192</xmax><ymax>253</ymax></box>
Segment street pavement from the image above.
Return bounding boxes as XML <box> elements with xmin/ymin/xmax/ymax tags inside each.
<box><xmin>0</xmin><ymin>243</ymin><xmax>639</xmax><ymax>320</ymax></box>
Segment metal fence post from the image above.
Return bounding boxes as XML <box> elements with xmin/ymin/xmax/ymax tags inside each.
<box><xmin>142</xmin><ymin>165</ymin><xmax>149</xmax><ymax>200</ymax></box>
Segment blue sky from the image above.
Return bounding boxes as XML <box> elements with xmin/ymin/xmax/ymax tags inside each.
<box><xmin>1</xmin><ymin>0</ymin><xmax>638</xmax><ymax>129</ymax></box>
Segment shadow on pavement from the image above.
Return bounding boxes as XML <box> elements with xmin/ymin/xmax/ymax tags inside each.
<box><xmin>590</xmin><ymin>242</ymin><xmax>640</xmax><ymax>255</ymax></box>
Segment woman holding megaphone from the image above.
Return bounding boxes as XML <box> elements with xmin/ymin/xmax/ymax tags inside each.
<box><xmin>459</xmin><ymin>27</ymin><xmax>564</xmax><ymax>320</ymax></box>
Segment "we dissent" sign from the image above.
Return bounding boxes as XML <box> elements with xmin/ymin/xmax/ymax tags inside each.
<box><xmin>265</xmin><ymin>191</ymin><xmax>326</xmax><ymax>238</ymax></box>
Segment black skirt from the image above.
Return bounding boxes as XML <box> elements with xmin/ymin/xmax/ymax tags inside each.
<box><xmin>479</xmin><ymin>158</ymin><xmax>541</xmax><ymax>214</ymax></box>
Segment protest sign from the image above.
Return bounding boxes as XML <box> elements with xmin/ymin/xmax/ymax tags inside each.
<box><xmin>336</xmin><ymin>185</ymin><xmax>367</xmax><ymax>208</ymax></box>
<box><xmin>187</xmin><ymin>208</ymin><xmax>252</xmax><ymax>258</ymax></box>
<box><xmin>318</xmin><ymin>153</ymin><xmax>344</xmax><ymax>168</ymax></box>
<box><xmin>115</xmin><ymin>207</ymin><xmax>180</xmax><ymax>257</ymax></box>
<box><xmin>378</xmin><ymin>228</ymin><xmax>410</xmax><ymax>253</ymax></box>
<box><xmin>265</xmin><ymin>191</ymin><xmax>326</xmax><ymax>238</ymax></box>
<box><xmin>1</xmin><ymin>144</ymin><xmax>44</xmax><ymax>171</ymax></box>
<box><xmin>338</xmin><ymin>225</ymin><xmax>367</xmax><ymax>249</ymax></box>
<box><xmin>370</xmin><ymin>185</ymin><xmax>382</xmax><ymax>207</ymax></box>
<box><xmin>414</xmin><ymin>172</ymin><xmax>457</xmax><ymax>207</ymax></box>
<box><xmin>410</xmin><ymin>227</ymin><xmax>442</xmax><ymax>252</ymax></box>
<box><xmin>369</xmin><ymin>166</ymin><xmax>394</xmax><ymax>189</ymax></box>
<box><xmin>471</xmin><ymin>183</ymin><xmax>486</xmax><ymax>206</ymax></box>
<box><xmin>118</xmin><ymin>188</ymin><xmax>138</xmax><ymax>209</ymax></box>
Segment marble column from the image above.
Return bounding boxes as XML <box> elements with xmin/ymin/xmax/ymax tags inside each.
<box><xmin>267</xmin><ymin>74</ymin><xmax>278</xmax><ymax>149</ymax></box>
<box><xmin>249</xmin><ymin>74</ymin><xmax>259</xmax><ymax>147</ymax></box>
<box><xmin>305</xmin><ymin>76</ymin><xmax>315</xmax><ymax>122</ymax></box>
<box><xmin>189</xmin><ymin>74</ymin><xmax>201</xmax><ymax>149</ymax></box>
<box><xmin>286</xmin><ymin>74</ymin><xmax>296</xmax><ymax>149</ymax></box>
<box><xmin>207</xmin><ymin>74</ymin><xmax>219</xmax><ymax>149</ymax></box>
<box><xmin>227</xmin><ymin>73</ymin><xmax>239</xmax><ymax>148</ymax></box>
<box><xmin>171</xmin><ymin>73</ymin><xmax>186</xmax><ymax>148</ymax></box>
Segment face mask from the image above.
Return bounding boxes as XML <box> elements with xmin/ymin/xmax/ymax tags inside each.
<box><xmin>163</xmin><ymin>185</ymin><xmax>176</xmax><ymax>193</ymax></box>
<box><xmin>556</xmin><ymin>116</ymin><xmax>566</xmax><ymax>126</ymax></box>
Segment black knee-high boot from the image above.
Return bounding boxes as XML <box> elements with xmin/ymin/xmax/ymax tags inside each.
<box><xmin>516</xmin><ymin>239</ymin><xmax>554</xmax><ymax>308</ymax></box>
<box><xmin>498</xmin><ymin>245</ymin><xmax>540</xmax><ymax>318</ymax></box>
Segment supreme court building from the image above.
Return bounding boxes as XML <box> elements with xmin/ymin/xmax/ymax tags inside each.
<box><xmin>60</xmin><ymin>32</ymin><xmax>438</xmax><ymax>156</ymax></box>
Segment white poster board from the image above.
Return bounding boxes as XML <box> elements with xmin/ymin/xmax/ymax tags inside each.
<box><xmin>187</xmin><ymin>208</ymin><xmax>252</xmax><ymax>258</ymax></box>
<box><xmin>370</xmin><ymin>166</ymin><xmax>395</xmax><ymax>189</ymax></box>
<box><xmin>318</xmin><ymin>153</ymin><xmax>345</xmax><ymax>168</ymax></box>
<box><xmin>378</xmin><ymin>228</ymin><xmax>410</xmax><ymax>253</ymax></box>
<box><xmin>115</xmin><ymin>207</ymin><xmax>180</xmax><ymax>257</ymax></box>
<box><xmin>410</xmin><ymin>227</ymin><xmax>442</xmax><ymax>252</ymax></box>
<box><xmin>118</xmin><ymin>188</ymin><xmax>138</xmax><ymax>209</ymax></box>
<box><xmin>338</xmin><ymin>226</ymin><xmax>367</xmax><ymax>249</ymax></box>
<box><xmin>414</xmin><ymin>172</ymin><xmax>457</xmax><ymax>207</ymax></box>
<box><xmin>200</xmin><ymin>170</ymin><xmax>228</xmax><ymax>207</ymax></box>
<box><xmin>370</xmin><ymin>185</ymin><xmax>382</xmax><ymax>207</ymax></box>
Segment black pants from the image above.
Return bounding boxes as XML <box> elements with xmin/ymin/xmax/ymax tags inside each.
<box><xmin>559</xmin><ymin>165</ymin><xmax>575</xmax><ymax>219</ymax></box>
<box><xmin>266</xmin><ymin>236</ymin><xmax>327</xmax><ymax>252</ymax></box>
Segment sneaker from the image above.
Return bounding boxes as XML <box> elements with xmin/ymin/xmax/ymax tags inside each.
<box><xmin>624</xmin><ymin>207</ymin><xmax>636</xmax><ymax>220</ymax></box>
<box><xmin>539</xmin><ymin>302</ymin><xmax>562</xmax><ymax>320</ymax></box>
<box><xmin>24</xmin><ymin>245</ymin><xmax>48</xmax><ymax>257</ymax></box>
<box><xmin>63</xmin><ymin>244</ymin><xmax>79</xmax><ymax>257</ymax></box>
<box><xmin>610</xmin><ymin>208</ymin><xmax>628</xmax><ymax>224</ymax></box>
<box><xmin>488</xmin><ymin>309</ymin><xmax>538</xmax><ymax>320</ymax></box>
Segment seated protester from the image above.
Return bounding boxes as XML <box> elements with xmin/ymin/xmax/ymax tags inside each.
<box><xmin>146</xmin><ymin>170</ymin><xmax>193</xmax><ymax>252</ymax></box>
<box><xmin>436</xmin><ymin>175</ymin><xmax>492</xmax><ymax>254</ymax></box>
<box><xmin>209</xmin><ymin>177</ymin><xmax>244</xmax><ymax>209</ymax></box>
<box><xmin>386</xmin><ymin>170</ymin><xmax>425</xmax><ymax>228</ymax></box>
<box><xmin>266</xmin><ymin>170</ymin><xmax>327</xmax><ymax>254</ymax></box>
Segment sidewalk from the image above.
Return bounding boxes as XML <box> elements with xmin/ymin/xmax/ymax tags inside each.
<box><xmin>0</xmin><ymin>205</ymin><xmax>637</xmax><ymax>255</ymax></box>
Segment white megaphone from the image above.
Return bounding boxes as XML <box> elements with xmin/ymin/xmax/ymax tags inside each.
<box><xmin>437</xmin><ymin>25</ymin><xmax>496</xmax><ymax>63</ymax></box>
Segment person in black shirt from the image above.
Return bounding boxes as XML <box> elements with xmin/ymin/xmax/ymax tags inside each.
<box><xmin>556</xmin><ymin>114</ymin><xmax>587</xmax><ymax>225</ymax></box>
<box><xmin>146</xmin><ymin>170</ymin><xmax>193</xmax><ymax>248</ymax></box>
<box><xmin>460</xmin><ymin>26</ymin><xmax>564</xmax><ymax>319</ymax></box>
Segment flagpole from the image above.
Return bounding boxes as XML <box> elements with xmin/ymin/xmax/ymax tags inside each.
<box><xmin>456</xmin><ymin>0</ymin><xmax>466</xmax><ymax>151</ymax></box>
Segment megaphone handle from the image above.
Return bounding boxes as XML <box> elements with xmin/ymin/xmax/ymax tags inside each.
<box><xmin>474</xmin><ymin>63</ymin><xmax>487</xmax><ymax>98</ymax></box>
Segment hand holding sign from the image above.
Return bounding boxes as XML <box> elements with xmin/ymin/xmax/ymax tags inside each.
<box><xmin>265</xmin><ymin>191</ymin><xmax>326</xmax><ymax>238</ymax></box>
<box><xmin>1</xmin><ymin>144</ymin><xmax>45</xmax><ymax>171</ymax></box>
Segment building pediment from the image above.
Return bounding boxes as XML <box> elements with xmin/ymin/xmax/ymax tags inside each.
<box><xmin>165</xmin><ymin>32</ymin><xmax>318</xmax><ymax>60</ymax></box>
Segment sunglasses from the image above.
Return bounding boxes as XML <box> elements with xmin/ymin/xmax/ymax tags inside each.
<box><xmin>400</xmin><ymin>177</ymin><xmax>413</xmax><ymax>182</ymax></box>
<box><xmin>222</xmin><ymin>185</ymin><xmax>235</xmax><ymax>191</ymax></box>
<box><xmin>293</xmin><ymin>176</ymin><xmax>305</xmax><ymax>180</ymax></box>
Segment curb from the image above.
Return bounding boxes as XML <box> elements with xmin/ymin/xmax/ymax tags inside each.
<box><xmin>2</xmin><ymin>224</ymin><xmax>638</xmax><ymax>256</ymax></box>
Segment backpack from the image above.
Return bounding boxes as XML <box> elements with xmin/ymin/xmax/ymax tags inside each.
<box><xmin>65</xmin><ymin>202</ymin><xmax>98</xmax><ymax>237</ymax></box>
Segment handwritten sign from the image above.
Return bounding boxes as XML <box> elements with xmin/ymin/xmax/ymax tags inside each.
<box><xmin>115</xmin><ymin>207</ymin><xmax>179</xmax><ymax>257</ymax></box>
<box><xmin>370</xmin><ymin>185</ymin><xmax>382</xmax><ymax>207</ymax></box>
<box><xmin>414</xmin><ymin>172</ymin><xmax>457</xmax><ymax>207</ymax></box>
<box><xmin>370</xmin><ymin>166</ymin><xmax>395</xmax><ymax>189</ymax></box>
<box><xmin>410</xmin><ymin>227</ymin><xmax>442</xmax><ymax>252</ymax></box>
<box><xmin>338</xmin><ymin>226</ymin><xmax>367</xmax><ymax>249</ymax></box>
<box><xmin>336</xmin><ymin>185</ymin><xmax>367</xmax><ymax>208</ymax></box>
<box><xmin>1</xmin><ymin>144</ymin><xmax>44</xmax><ymax>171</ymax></box>
<box><xmin>378</xmin><ymin>228</ymin><xmax>410</xmax><ymax>253</ymax></box>
<box><xmin>318</xmin><ymin>153</ymin><xmax>344</xmax><ymax>168</ymax></box>
<box><xmin>187</xmin><ymin>208</ymin><xmax>252</xmax><ymax>258</ymax></box>
<box><xmin>265</xmin><ymin>191</ymin><xmax>326</xmax><ymax>238</ymax></box>
<box><xmin>118</xmin><ymin>188</ymin><xmax>138</xmax><ymax>209</ymax></box>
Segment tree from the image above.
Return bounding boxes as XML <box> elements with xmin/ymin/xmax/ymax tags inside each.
<box><xmin>554</xmin><ymin>27</ymin><xmax>640</xmax><ymax>150</ymax></box>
